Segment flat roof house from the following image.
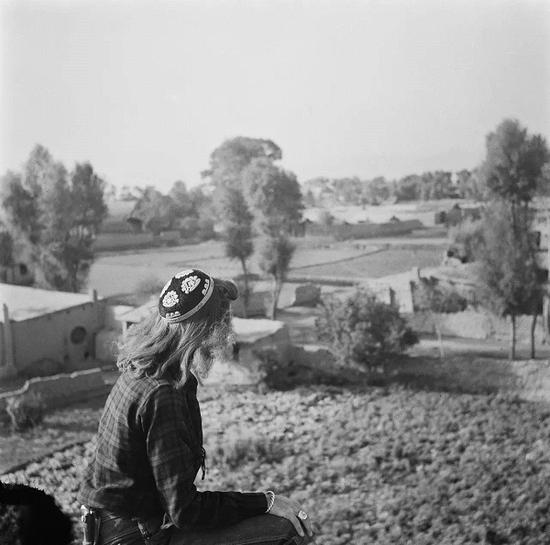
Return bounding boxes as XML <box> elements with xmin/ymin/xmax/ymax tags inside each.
<box><xmin>0</xmin><ymin>284</ymin><xmax>105</xmax><ymax>379</ymax></box>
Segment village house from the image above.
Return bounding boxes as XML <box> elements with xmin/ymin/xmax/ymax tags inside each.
<box><xmin>0</xmin><ymin>284</ymin><xmax>106</xmax><ymax>379</ymax></box>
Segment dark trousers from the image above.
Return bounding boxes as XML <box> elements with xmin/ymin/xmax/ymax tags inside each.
<box><xmin>97</xmin><ymin>511</ymin><xmax>310</xmax><ymax>545</ymax></box>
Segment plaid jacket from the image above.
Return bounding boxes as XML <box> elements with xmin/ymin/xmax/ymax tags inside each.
<box><xmin>79</xmin><ymin>371</ymin><xmax>266</xmax><ymax>528</ymax></box>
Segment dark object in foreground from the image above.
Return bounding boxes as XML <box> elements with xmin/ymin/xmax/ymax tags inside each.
<box><xmin>0</xmin><ymin>482</ymin><xmax>73</xmax><ymax>545</ymax></box>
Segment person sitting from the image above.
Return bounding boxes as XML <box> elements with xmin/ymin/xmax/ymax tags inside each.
<box><xmin>79</xmin><ymin>268</ymin><xmax>314</xmax><ymax>545</ymax></box>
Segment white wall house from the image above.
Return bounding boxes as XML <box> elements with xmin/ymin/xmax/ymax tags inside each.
<box><xmin>0</xmin><ymin>284</ymin><xmax>105</xmax><ymax>379</ymax></box>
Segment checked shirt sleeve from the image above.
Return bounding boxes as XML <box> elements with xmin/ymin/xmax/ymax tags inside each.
<box><xmin>138</xmin><ymin>384</ymin><xmax>267</xmax><ymax>528</ymax></box>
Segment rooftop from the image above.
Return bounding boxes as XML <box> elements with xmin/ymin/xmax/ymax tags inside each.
<box><xmin>0</xmin><ymin>284</ymin><xmax>94</xmax><ymax>322</ymax></box>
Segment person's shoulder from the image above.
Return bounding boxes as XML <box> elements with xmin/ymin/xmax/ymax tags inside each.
<box><xmin>110</xmin><ymin>370</ymin><xmax>171</xmax><ymax>402</ymax></box>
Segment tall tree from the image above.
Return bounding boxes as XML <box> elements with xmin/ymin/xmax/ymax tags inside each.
<box><xmin>394</xmin><ymin>174</ymin><xmax>422</xmax><ymax>202</ymax></box>
<box><xmin>241</xmin><ymin>158</ymin><xmax>303</xmax><ymax>318</ymax></box>
<box><xmin>241</xmin><ymin>158</ymin><xmax>303</xmax><ymax>236</ymax></box>
<box><xmin>60</xmin><ymin>163</ymin><xmax>108</xmax><ymax>291</ymax></box>
<box><xmin>0</xmin><ymin>147</ymin><xmax>107</xmax><ymax>292</ymax></box>
<box><xmin>482</xmin><ymin>119</ymin><xmax>549</xmax><ymax>206</ymax></box>
<box><xmin>0</xmin><ymin>171</ymin><xmax>40</xmax><ymax>243</ymax></box>
<box><xmin>258</xmin><ymin>234</ymin><xmax>295</xmax><ymax>320</ymax></box>
<box><xmin>476</xmin><ymin>203</ymin><xmax>543</xmax><ymax>359</ymax></box>
<box><xmin>364</xmin><ymin>176</ymin><xmax>390</xmax><ymax>205</ymax></box>
<box><xmin>0</xmin><ymin>228</ymin><xmax>14</xmax><ymax>282</ymax></box>
<box><xmin>456</xmin><ymin>168</ymin><xmax>486</xmax><ymax>200</ymax></box>
<box><xmin>169</xmin><ymin>180</ymin><xmax>191</xmax><ymax>216</ymax></box>
<box><xmin>204</xmin><ymin>136</ymin><xmax>300</xmax><ymax>318</ymax></box>
<box><xmin>202</xmin><ymin>137</ymin><xmax>282</xmax><ymax>190</ymax></box>
<box><xmin>221</xmin><ymin>188</ymin><xmax>254</xmax><ymax>316</ymax></box>
<box><xmin>479</xmin><ymin>119</ymin><xmax>549</xmax><ymax>354</ymax></box>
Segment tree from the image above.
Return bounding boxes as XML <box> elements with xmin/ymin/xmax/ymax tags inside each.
<box><xmin>0</xmin><ymin>229</ymin><xmax>14</xmax><ymax>282</ymax></box>
<box><xmin>131</xmin><ymin>186</ymin><xmax>178</xmax><ymax>235</ymax></box>
<box><xmin>221</xmin><ymin>188</ymin><xmax>254</xmax><ymax>316</ymax></box>
<box><xmin>204</xmin><ymin>136</ymin><xmax>302</xmax><ymax>318</ymax></box>
<box><xmin>202</xmin><ymin>137</ymin><xmax>282</xmax><ymax>190</ymax></box>
<box><xmin>477</xmin><ymin>119</ymin><xmax>549</xmax><ymax>357</ymax></box>
<box><xmin>476</xmin><ymin>203</ymin><xmax>543</xmax><ymax>359</ymax></box>
<box><xmin>364</xmin><ymin>176</ymin><xmax>390</xmax><ymax>205</ymax></box>
<box><xmin>482</xmin><ymin>119</ymin><xmax>549</xmax><ymax>206</ymax></box>
<box><xmin>0</xmin><ymin>171</ymin><xmax>40</xmax><ymax>243</ymax></box>
<box><xmin>169</xmin><ymin>180</ymin><xmax>194</xmax><ymax>218</ymax></box>
<box><xmin>61</xmin><ymin>163</ymin><xmax>108</xmax><ymax>291</ymax></box>
<box><xmin>241</xmin><ymin>158</ymin><xmax>303</xmax><ymax>319</ymax></box>
<box><xmin>394</xmin><ymin>174</ymin><xmax>422</xmax><ymax>202</ymax></box>
<box><xmin>456</xmin><ymin>168</ymin><xmax>486</xmax><ymax>201</ymax></box>
<box><xmin>316</xmin><ymin>289</ymin><xmax>418</xmax><ymax>373</ymax></box>
<box><xmin>259</xmin><ymin>234</ymin><xmax>295</xmax><ymax>320</ymax></box>
<box><xmin>0</xmin><ymin>147</ymin><xmax>107</xmax><ymax>292</ymax></box>
<box><xmin>241</xmin><ymin>158</ymin><xmax>304</xmax><ymax>236</ymax></box>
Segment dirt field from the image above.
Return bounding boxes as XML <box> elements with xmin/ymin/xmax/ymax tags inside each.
<box><xmin>87</xmin><ymin>236</ymin><xmax>445</xmax><ymax>297</ymax></box>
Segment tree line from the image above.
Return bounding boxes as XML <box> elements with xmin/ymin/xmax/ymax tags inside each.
<box><xmin>0</xmin><ymin>138</ymin><xmax>305</xmax><ymax>317</ymax></box>
<box><xmin>303</xmin><ymin>169</ymin><xmax>490</xmax><ymax>207</ymax></box>
<box><xmin>0</xmin><ymin>145</ymin><xmax>107</xmax><ymax>292</ymax></box>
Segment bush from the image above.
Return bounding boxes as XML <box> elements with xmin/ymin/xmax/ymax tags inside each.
<box><xmin>6</xmin><ymin>392</ymin><xmax>46</xmax><ymax>432</ymax></box>
<box><xmin>316</xmin><ymin>289</ymin><xmax>418</xmax><ymax>372</ymax></box>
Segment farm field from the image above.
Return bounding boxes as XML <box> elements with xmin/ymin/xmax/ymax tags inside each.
<box><xmin>87</xmin><ymin>237</ymin><xmax>444</xmax><ymax>297</ymax></box>
<box><xmin>87</xmin><ymin>239</ymin><xmax>375</xmax><ymax>297</ymax></box>
<box><xmin>2</xmin><ymin>384</ymin><xmax>549</xmax><ymax>545</ymax></box>
<box><xmin>294</xmin><ymin>245</ymin><xmax>444</xmax><ymax>279</ymax></box>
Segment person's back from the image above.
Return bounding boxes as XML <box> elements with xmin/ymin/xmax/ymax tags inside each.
<box><xmin>80</xmin><ymin>370</ymin><xmax>205</xmax><ymax>523</ymax></box>
<box><xmin>78</xmin><ymin>268</ymin><xmax>314</xmax><ymax>545</ymax></box>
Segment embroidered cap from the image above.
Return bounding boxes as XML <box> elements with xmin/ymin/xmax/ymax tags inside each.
<box><xmin>158</xmin><ymin>268</ymin><xmax>238</xmax><ymax>323</ymax></box>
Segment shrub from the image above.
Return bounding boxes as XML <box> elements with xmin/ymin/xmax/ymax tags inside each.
<box><xmin>316</xmin><ymin>289</ymin><xmax>418</xmax><ymax>372</ymax></box>
<box><xmin>6</xmin><ymin>392</ymin><xmax>46</xmax><ymax>432</ymax></box>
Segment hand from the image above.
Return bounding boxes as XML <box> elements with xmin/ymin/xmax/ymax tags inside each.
<box><xmin>267</xmin><ymin>494</ymin><xmax>314</xmax><ymax>538</ymax></box>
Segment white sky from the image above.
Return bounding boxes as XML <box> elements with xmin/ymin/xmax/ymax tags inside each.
<box><xmin>1</xmin><ymin>0</ymin><xmax>549</xmax><ymax>192</ymax></box>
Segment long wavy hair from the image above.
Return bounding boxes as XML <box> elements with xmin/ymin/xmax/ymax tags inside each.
<box><xmin>116</xmin><ymin>285</ymin><xmax>233</xmax><ymax>388</ymax></box>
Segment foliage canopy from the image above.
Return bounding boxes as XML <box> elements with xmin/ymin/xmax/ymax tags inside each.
<box><xmin>316</xmin><ymin>289</ymin><xmax>418</xmax><ymax>371</ymax></box>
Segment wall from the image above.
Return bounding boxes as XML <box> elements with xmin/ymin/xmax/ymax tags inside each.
<box><xmin>0</xmin><ymin>368</ymin><xmax>109</xmax><ymax>415</ymax></box>
<box><xmin>305</xmin><ymin>219</ymin><xmax>424</xmax><ymax>239</ymax></box>
<box><xmin>410</xmin><ymin>310</ymin><xmax>546</xmax><ymax>343</ymax></box>
<box><xmin>93</xmin><ymin>232</ymin><xmax>155</xmax><ymax>251</ymax></box>
<box><xmin>205</xmin><ymin>319</ymin><xmax>292</xmax><ymax>385</ymax></box>
<box><xmin>10</xmin><ymin>301</ymin><xmax>106</xmax><ymax>374</ymax></box>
